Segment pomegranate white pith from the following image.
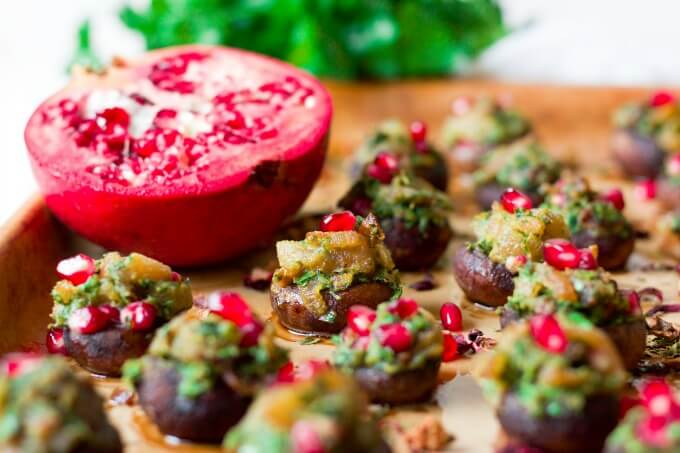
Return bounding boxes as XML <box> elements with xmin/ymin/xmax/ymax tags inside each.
<box><xmin>26</xmin><ymin>46</ymin><xmax>332</xmax><ymax>266</ymax></box>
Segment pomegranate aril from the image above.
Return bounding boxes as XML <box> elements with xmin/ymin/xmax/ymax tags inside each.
<box><xmin>239</xmin><ymin>320</ymin><xmax>264</xmax><ymax>347</ymax></box>
<box><xmin>636</xmin><ymin>414</ymin><xmax>671</xmax><ymax>447</ymax></box>
<box><xmin>290</xmin><ymin>420</ymin><xmax>325</xmax><ymax>453</ymax></box>
<box><xmin>389</xmin><ymin>298</ymin><xmax>419</xmax><ymax>319</ymax></box>
<box><xmin>667</xmin><ymin>153</ymin><xmax>680</xmax><ymax>176</ymax></box>
<box><xmin>409</xmin><ymin>120</ymin><xmax>427</xmax><ymax>143</ymax></box>
<box><xmin>601</xmin><ymin>188</ymin><xmax>625</xmax><ymax>211</ymax></box>
<box><xmin>56</xmin><ymin>253</ymin><xmax>96</xmax><ymax>285</ymax></box>
<box><xmin>68</xmin><ymin>306</ymin><xmax>111</xmax><ymax>334</ymax></box>
<box><xmin>276</xmin><ymin>361</ymin><xmax>295</xmax><ymax>383</ymax></box>
<box><xmin>154</xmin><ymin>108</ymin><xmax>177</xmax><ymax>126</ymax></box>
<box><xmin>347</xmin><ymin>305</ymin><xmax>376</xmax><ymax>336</ymax></box>
<box><xmin>120</xmin><ymin>301</ymin><xmax>157</xmax><ymax>331</ymax></box>
<box><xmin>378</xmin><ymin>323</ymin><xmax>413</xmax><ymax>352</ymax></box>
<box><xmin>650</xmin><ymin>90</ymin><xmax>676</xmax><ymax>107</ymax></box>
<box><xmin>529</xmin><ymin>314</ymin><xmax>568</xmax><ymax>354</ymax></box>
<box><xmin>98</xmin><ymin>305</ymin><xmax>121</xmax><ymax>324</ymax></box>
<box><xmin>635</xmin><ymin>179</ymin><xmax>657</xmax><ymax>200</ymax></box>
<box><xmin>207</xmin><ymin>291</ymin><xmax>254</xmax><ymax>327</ymax></box>
<box><xmin>367</xmin><ymin>151</ymin><xmax>399</xmax><ymax>184</ymax></box>
<box><xmin>442</xmin><ymin>332</ymin><xmax>459</xmax><ymax>362</ymax></box>
<box><xmin>627</xmin><ymin>290</ymin><xmax>642</xmax><ymax>314</ymax></box>
<box><xmin>73</xmin><ymin>119</ymin><xmax>100</xmax><ymax>146</ymax></box>
<box><xmin>543</xmin><ymin>239</ymin><xmax>580</xmax><ymax>270</ymax></box>
<box><xmin>577</xmin><ymin>248</ymin><xmax>598</xmax><ymax>270</ymax></box>
<box><xmin>3</xmin><ymin>353</ymin><xmax>42</xmax><ymax>377</ymax></box>
<box><xmin>440</xmin><ymin>303</ymin><xmax>463</xmax><ymax>331</ymax></box>
<box><xmin>500</xmin><ymin>188</ymin><xmax>533</xmax><ymax>213</ymax></box>
<box><xmin>640</xmin><ymin>379</ymin><xmax>680</xmax><ymax>418</ymax></box>
<box><xmin>319</xmin><ymin>211</ymin><xmax>356</xmax><ymax>232</ymax></box>
<box><xmin>46</xmin><ymin>328</ymin><xmax>66</xmax><ymax>354</ymax></box>
<box><xmin>295</xmin><ymin>360</ymin><xmax>330</xmax><ymax>381</ymax></box>
<box><xmin>97</xmin><ymin>107</ymin><xmax>130</xmax><ymax>128</ymax></box>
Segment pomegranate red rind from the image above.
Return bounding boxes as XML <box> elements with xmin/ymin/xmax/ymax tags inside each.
<box><xmin>25</xmin><ymin>45</ymin><xmax>332</xmax><ymax>266</ymax></box>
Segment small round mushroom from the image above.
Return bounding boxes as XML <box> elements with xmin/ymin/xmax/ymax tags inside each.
<box><xmin>452</xmin><ymin>247</ymin><xmax>514</xmax><ymax>308</ymax></box>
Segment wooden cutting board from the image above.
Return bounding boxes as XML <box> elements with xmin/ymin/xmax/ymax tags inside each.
<box><xmin>1</xmin><ymin>80</ymin><xmax>678</xmax><ymax>452</ymax></box>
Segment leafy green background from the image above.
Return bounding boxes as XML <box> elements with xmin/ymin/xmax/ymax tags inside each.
<box><xmin>74</xmin><ymin>0</ymin><xmax>506</xmax><ymax>79</ymax></box>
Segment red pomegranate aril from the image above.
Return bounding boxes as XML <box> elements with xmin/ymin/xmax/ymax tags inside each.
<box><xmin>56</xmin><ymin>254</ymin><xmax>96</xmax><ymax>285</ymax></box>
<box><xmin>239</xmin><ymin>320</ymin><xmax>264</xmax><ymax>347</ymax></box>
<box><xmin>601</xmin><ymin>188</ymin><xmax>625</xmax><ymax>211</ymax></box>
<box><xmin>627</xmin><ymin>290</ymin><xmax>642</xmax><ymax>314</ymax></box>
<box><xmin>69</xmin><ymin>306</ymin><xmax>111</xmax><ymax>334</ymax></box>
<box><xmin>46</xmin><ymin>328</ymin><xmax>66</xmax><ymax>354</ymax></box>
<box><xmin>73</xmin><ymin>119</ymin><xmax>100</xmax><ymax>147</ymax></box>
<box><xmin>347</xmin><ymin>305</ymin><xmax>376</xmax><ymax>336</ymax></box>
<box><xmin>378</xmin><ymin>323</ymin><xmax>412</xmax><ymax>352</ymax></box>
<box><xmin>389</xmin><ymin>298</ymin><xmax>419</xmax><ymax>319</ymax></box>
<box><xmin>635</xmin><ymin>179</ymin><xmax>657</xmax><ymax>200</ymax></box>
<box><xmin>133</xmin><ymin>137</ymin><xmax>157</xmax><ymax>158</ymax></box>
<box><xmin>529</xmin><ymin>314</ymin><xmax>568</xmax><ymax>354</ymax></box>
<box><xmin>290</xmin><ymin>420</ymin><xmax>325</xmax><ymax>453</ymax></box>
<box><xmin>208</xmin><ymin>291</ymin><xmax>254</xmax><ymax>327</ymax></box>
<box><xmin>296</xmin><ymin>360</ymin><xmax>331</xmax><ymax>381</ymax></box>
<box><xmin>120</xmin><ymin>301</ymin><xmax>157</xmax><ymax>332</ymax></box>
<box><xmin>98</xmin><ymin>305</ymin><xmax>121</xmax><ymax>324</ymax></box>
<box><xmin>3</xmin><ymin>353</ymin><xmax>42</xmax><ymax>377</ymax></box>
<box><xmin>276</xmin><ymin>361</ymin><xmax>295</xmax><ymax>383</ymax></box>
<box><xmin>637</xmin><ymin>414</ymin><xmax>671</xmax><ymax>447</ymax></box>
<box><xmin>500</xmin><ymin>188</ymin><xmax>533</xmax><ymax>213</ymax></box>
<box><xmin>650</xmin><ymin>91</ymin><xmax>676</xmax><ymax>107</ymax></box>
<box><xmin>409</xmin><ymin>120</ymin><xmax>427</xmax><ymax>143</ymax></box>
<box><xmin>641</xmin><ymin>380</ymin><xmax>680</xmax><ymax>418</ymax></box>
<box><xmin>440</xmin><ymin>303</ymin><xmax>463</xmax><ymax>332</ymax></box>
<box><xmin>577</xmin><ymin>248</ymin><xmax>598</xmax><ymax>270</ymax></box>
<box><xmin>442</xmin><ymin>332</ymin><xmax>459</xmax><ymax>362</ymax></box>
<box><xmin>320</xmin><ymin>211</ymin><xmax>356</xmax><ymax>232</ymax></box>
<box><xmin>543</xmin><ymin>239</ymin><xmax>580</xmax><ymax>270</ymax></box>
<box><xmin>97</xmin><ymin>107</ymin><xmax>130</xmax><ymax>128</ymax></box>
<box><xmin>667</xmin><ymin>153</ymin><xmax>680</xmax><ymax>176</ymax></box>
<box><xmin>367</xmin><ymin>152</ymin><xmax>399</xmax><ymax>184</ymax></box>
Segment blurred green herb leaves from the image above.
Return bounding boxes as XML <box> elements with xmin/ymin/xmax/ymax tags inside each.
<box><xmin>79</xmin><ymin>0</ymin><xmax>506</xmax><ymax>79</ymax></box>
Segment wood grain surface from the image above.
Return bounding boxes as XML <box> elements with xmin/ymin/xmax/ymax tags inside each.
<box><xmin>1</xmin><ymin>80</ymin><xmax>678</xmax><ymax>452</ymax></box>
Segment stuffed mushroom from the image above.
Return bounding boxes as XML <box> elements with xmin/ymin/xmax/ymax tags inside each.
<box><xmin>339</xmin><ymin>173</ymin><xmax>453</xmax><ymax>270</ymax></box>
<box><xmin>612</xmin><ymin>91</ymin><xmax>680</xmax><ymax>179</ymax></box>
<box><xmin>47</xmin><ymin>252</ymin><xmax>192</xmax><ymax>376</ymax></box>
<box><xmin>123</xmin><ymin>297</ymin><xmax>288</xmax><ymax>443</ymax></box>
<box><xmin>453</xmin><ymin>195</ymin><xmax>569</xmax><ymax>307</ymax></box>
<box><xmin>0</xmin><ymin>354</ymin><xmax>122</xmax><ymax>452</ymax></box>
<box><xmin>476</xmin><ymin>315</ymin><xmax>627</xmax><ymax>453</ymax></box>
<box><xmin>351</xmin><ymin>120</ymin><xmax>448</xmax><ymax>191</ymax></box>
<box><xmin>224</xmin><ymin>370</ymin><xmax>389</xmax><ymax>453</ymax></box>
<box><xmin>501</xmin><ymin>261</ymin><xmax>647</xmax><ymax>369</ymax></box>
<box><xmin>543</xmin><ymin>177</ymin><xmax>635</xmax><ymax>270</ymax></box>
<box><xmin>473</xmin><ymin>138</ymin><xmax>562</xmax><ymax>210</ymax></box>
<box><xmin>332</xmin><ymin>298</ymin><xmax>443</xmax><ymax>405</ymax></box>
<box><xmin>605</xmin><ymin>379</ymin><xmax>680</xmax><ymax>453</ymax></box>
<box><xmin>270</xmin><ymin>213</ymin><xmax>400</xmax><ymax>336</ymax></box>
<box><xmin>440</xmin><ymin>95</ymin><xmax>531</xmax><ymax>173</ymax></box>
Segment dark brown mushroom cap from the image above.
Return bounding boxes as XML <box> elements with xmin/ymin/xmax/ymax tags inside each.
<box><xmin>135</xmin><ymin>357</ymin><xmax>251</xmax><ymax>444</ymax></box>
<box><xmin>571</xmin><ymin>227</ymin><xmax>635</xmax><ymax>271</ymax></box>
<box><xmin>453</xmin><ymin>246</ymin><xmax>514</xmax><ymax>307</ymax></box>
<box><xmin>65</xmin><ymin>326</ymin><xmax>153</xmax><ymax>377</ymax></box>
<box><xmin>353</xmin><ymin>360</ymin><xmax>440</xmax><ymax>405</ymax></box>
<box><xmin>611</xmin><ymin>129</ymin><xmax>666</xmax><ymax>179</ymax></box>
<box><xmin>475</xmin><ymin>182</ymin><xmax>544</xmax><ymax>211</ymax></box>
<box><xmin>498</xmin><ymin>392</ymin><xmax>620</xmax><ymax>453</ymax></box>
<box><xmin>381</xmin><ymin>217</ymin><xmax>452</xmax><ymax>271</ymax></box>
<box><xmin>271</xmin><ymin>282</ymin><xmax>394</xmax><ymax>336</ymax></box>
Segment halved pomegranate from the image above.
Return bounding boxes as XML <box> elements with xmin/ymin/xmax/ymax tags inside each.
<box><xmin>25</xmin><ymin>46</ymin><xmax>333</xmax><ymax>266</ymax></box>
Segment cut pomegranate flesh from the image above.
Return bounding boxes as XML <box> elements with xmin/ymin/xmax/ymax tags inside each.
<box><xmin>543</xmin><ymin>239</ymin><xmax>580</xmax><ymax>270</ymax></box>
<box><xmin>347</xmin><ymin>305</ymin><xmax>376</xmax><ymax>336</ymax></box>
<box><xmin>26</xmin><ymin>46</ymin><xmax>332</xmax><ymax>266</ymax></box>
<box><xmin>56</xmin><ymin>253</ymin><xmax>96</xmax><ymax>285</ymax></box>
<box><xmin>529</xmin><ymin>314</ymin><xmax>568</xmax><ymax>354</ymax></box>
<box><xmin>440</xmin><ymin>302</ymin><xmax>463</xmax><ymax>332</ymax></box>
<box><xmin>319</xmin><ymin>211</ymin><xmax>356</xmax><ymax>232</ymax></box>
<box><xmin>500</xmin><ymin>188</ymin><xmax>533</xmax><ymax>213</ymax></box>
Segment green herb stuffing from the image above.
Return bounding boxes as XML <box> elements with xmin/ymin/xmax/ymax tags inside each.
<box><xmin>613</xmin><ymin>99</ymin><xmax>680</xmax><ymax>153</ymax></box>
<box><xmin>441</xmin><ymin>96</ymin><xmax>530</xmax><ymax>147</ymax></box>
<box><xmin>123</xmin><ymin>312</ymin><xmax>288</xmax><ymax>398</ymax></box>
<box><xmin>506</xmin><ymin>262</ymin><xmax>639</xmax><ymax>326</ymax></box>
<box><xmin>476</xmin><ymin>319</ymin><xmax>626</xmax><ymax>417</ymax></box>
<box><xmin>50</xmin><ymin>252</ymin><xmax>192</xmax><ymax>327</ymax></box>
<box><xmin>605</xmin><ymin>405</ymin><xmax>680</xmax><ymax>453</ymax></box>
<box><xmin>0</xmin><ymin>356</ymin><xmax>120</xmax><ymax>452</ymax></box>
<box><xmin>73</xmin><ymin>1</ymin><xmax>506</xmax><ymax>80</ymax></box>
<box><xmin>332</xmin><ymin>301</ymin><xmax>442</xmax><ymax>375</ymax></box>
<box><xmin>474</xmin><ymin>139</ymin><xmax>561</xmax><ymax>195</ymax></box>
<box><xmin>224</xmin><ymin>371</ymin><xmax>385</xmax><ymax>452</ymax></box>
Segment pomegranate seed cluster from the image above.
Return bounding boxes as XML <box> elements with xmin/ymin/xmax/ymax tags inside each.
<box><xmin>39</xmin><ymin>51</ymin><xmax>315</xmax><ymax>186</ymax></box>
<box><xmin>332</xmin><ymin>299</ymin><xmax>443</xmax><ymax>374</ymax></box>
